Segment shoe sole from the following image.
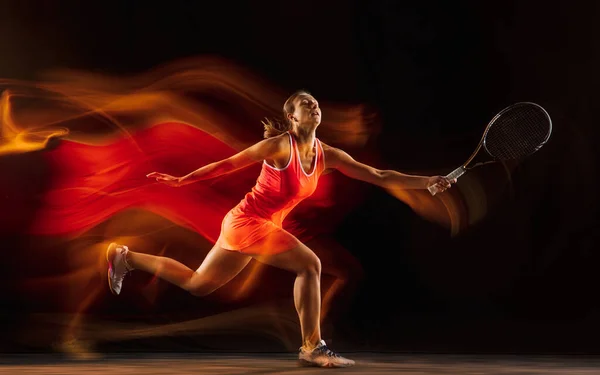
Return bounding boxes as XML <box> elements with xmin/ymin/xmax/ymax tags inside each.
<box><xmin>106</xmin><ymin>242</ymin><xmax>119</xmax><ymax>295</ymax></box>
<box><xmin>298</xmin><ymin>359</ymin><xmax>354</xmax><ymax>368</ymax></box>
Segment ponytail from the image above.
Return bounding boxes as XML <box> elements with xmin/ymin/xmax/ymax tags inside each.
<box><xmin>262</xmin><ymin>117</ymin><xmax>291</xmax><ymax>138</ymax></box>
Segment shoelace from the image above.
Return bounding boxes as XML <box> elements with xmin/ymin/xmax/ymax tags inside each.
<box><xmin>120</xmin><ymin>246</ymin><xmax>135</xmax><ymax>273</ymax></box>
<box><xmin>117</xmin><ymin>268</ymin><xmax>130</xmax><ymax>280</ymax></box>
<box><xmin>314</xmin><ymin>344</ymin><xmax>341</xmax><ymax>358</ymax></box>
<box><xmin>114</xmin><ymin>247</ymin><xmax>133</xmax><ymax>281</ymax></box>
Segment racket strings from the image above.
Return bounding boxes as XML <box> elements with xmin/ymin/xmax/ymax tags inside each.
<box><xmin>484</xmin><ymin>104</ymin><xmax>551</xmax><ymax>160</ymax></box>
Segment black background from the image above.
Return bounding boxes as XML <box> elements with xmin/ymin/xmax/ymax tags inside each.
<box><xmin>0</xmin><ymin>0</ymin><xmax>598</xmax><ymax>354</ymax></box>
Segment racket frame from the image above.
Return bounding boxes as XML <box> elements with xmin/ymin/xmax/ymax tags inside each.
<box><xmin>428</xmin><ymin>102</ymin><xmax>552</xmax><ymax>195</ymax></box>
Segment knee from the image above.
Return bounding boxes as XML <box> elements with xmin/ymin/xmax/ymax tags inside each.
<box><xmin>187</xmin><ymin>280</ymin><xmax>219</xmax><ymax>297</ymax></box>
<box><xmin>299</xmin><ymin>255</ymin><xmax>322</xmax><ymax>278</ymax></box>
<box><xmin>188</xmin><ymin>285</ymin><xmax>215</xmax><ymax>297</ymax></box>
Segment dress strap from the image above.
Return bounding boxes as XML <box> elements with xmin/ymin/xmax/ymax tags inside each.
<box><xmin>315</xmin><ymin>138</ymin><xmax>325</xmax><ymax>175</ymax></box>
<box><xmin>287</xmin><ymin>131</ymin><xmax>297</xmax><ymax>167</ymax></box>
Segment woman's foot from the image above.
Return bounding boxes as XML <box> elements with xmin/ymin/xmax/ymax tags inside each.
<box><xmin>106</xmin><ymin>243</ymin><xmax>133</xmax><ymax>295</ymax></box>
<box><xmin>298</xmin><ymin>340</ymin><xmax>355</xmax><ymax>368</ymax></box>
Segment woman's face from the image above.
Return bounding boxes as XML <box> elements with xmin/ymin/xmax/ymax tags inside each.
<box><xmin>289</xmin><ymin>94</ymin><xmax>321</xmax><ymax>128</ymax></box>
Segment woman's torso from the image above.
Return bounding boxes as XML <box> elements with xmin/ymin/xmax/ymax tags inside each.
<box><xmin>236</xmin><ymin>132</ymin><xmax>325</xmax><ymax>226</ymax></box>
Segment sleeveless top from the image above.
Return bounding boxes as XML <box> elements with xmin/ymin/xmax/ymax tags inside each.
<box><xmin>236</xmin><ymin>132</ymin><xmax>326</xmax><ymax>227</ymax></box>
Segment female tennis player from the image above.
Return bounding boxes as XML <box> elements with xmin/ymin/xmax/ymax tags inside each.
<box><xmin>106</xmin><ymin>90</ymin><xmax>454</xmax><ymax>367</ymax></box>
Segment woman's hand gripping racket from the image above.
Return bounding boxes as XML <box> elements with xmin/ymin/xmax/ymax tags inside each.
<box><xmin>428</xmin><ymin>102</ymin><xmax>552</xmax><ymax>196</ymax></box>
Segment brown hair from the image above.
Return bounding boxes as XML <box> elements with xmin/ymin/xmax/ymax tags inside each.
<box><xmin>262</xmin><ymin>90</ymin><xmax>311</xmax><ymax>138</ymax></box>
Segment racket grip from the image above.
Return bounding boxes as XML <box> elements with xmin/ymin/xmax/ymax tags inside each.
<box><xmin>427</xmin><ymin>184</ymin><xmax>440</xmax><ymax>196</ymax></box>
<box><xmin>428</xmin><ymin>167</ymin><xmax>466</xmax><ymax>196</ymax></box>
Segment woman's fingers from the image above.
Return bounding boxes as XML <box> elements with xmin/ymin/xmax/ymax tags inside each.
<box><xmin>145</xmin><ymin>172</ymin><xmax>180</xmax><ymax>187</ymax></box>
<box><xmin>147</xmin><ymin>172</ymin><xmax>170</xmax><ymax>180</ymax></box>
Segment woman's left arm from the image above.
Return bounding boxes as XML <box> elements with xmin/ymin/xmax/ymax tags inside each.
<box><xmin>322</xmin><ymin>144</ymin><xmax>453</xmax><ymax>191</ymax></box>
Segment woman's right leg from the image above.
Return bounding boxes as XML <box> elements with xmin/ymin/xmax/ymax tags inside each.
<box><xmin>252</xmin><ymin>241</ymin><xmax>355</xmax><ymax>367</ymax></box>
<box><xmin>252</xmin><ymin>242</ymin><xmax>323</xmax><ymax>349</ymax></box>
<box><xmin>306</xmin><ymin>235</ymin><xmax>364</xmax><ymax>328</ymax></box>
<box><xmin>108</xmin><ymin>242</ymin><xmax>251</xmax><ymax>296</ymax></box>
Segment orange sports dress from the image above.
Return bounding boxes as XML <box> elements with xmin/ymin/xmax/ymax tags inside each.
<box><xmin>217</xmin><ymin>132</ymin><xmax>325</xmax><ymax>255</ymax></box>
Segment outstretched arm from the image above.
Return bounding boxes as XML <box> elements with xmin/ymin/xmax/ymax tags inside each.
<box><xmin>323</xmin><ymin>144</ymin><xmax>453</xmax><ymax>191</ymax></box>
<box><xmin>147</xmin><ymin>136</ymin><xmax>285</xmax><ymax>187</ymax></box>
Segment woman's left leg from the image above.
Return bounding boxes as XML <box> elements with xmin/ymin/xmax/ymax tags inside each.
<box><xmin>107</xmin><ymin>241</ymin><xmax>251</xmax><ymax>296</ymax></box>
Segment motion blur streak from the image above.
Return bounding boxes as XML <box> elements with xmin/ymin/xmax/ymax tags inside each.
<box><xmin>0</xmin><ymin>57</ymin><xmax>483</xmax><ymax>354</ymax></box>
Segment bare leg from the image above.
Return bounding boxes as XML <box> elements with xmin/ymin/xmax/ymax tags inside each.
<box><xmin>253</xmin><ymin>242</ymin><xmax>322</xmax><ymax>349</ymax></box>
<box><xmin>126</xmin><ymin>243</ymin><xmax>252</xmax><ymax>296</ymax></box>
<box><xmin>306</xmin><ymin>235</ymin><xmax>364</xmax><ymax>326</ymax></box>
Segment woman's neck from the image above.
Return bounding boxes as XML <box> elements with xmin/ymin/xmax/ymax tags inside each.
<box><xmin>293</xmin><ymin>127</ymin><xmax>316</xmax><ymax>149</ymax></box>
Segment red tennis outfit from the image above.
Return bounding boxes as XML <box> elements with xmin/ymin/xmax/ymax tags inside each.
<box><xmin>217</xmin><ymin>132</ymin><xmax>325</xmax><ymax>254</ymax></box>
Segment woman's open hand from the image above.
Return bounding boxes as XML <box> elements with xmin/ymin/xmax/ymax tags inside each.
<box><xmin>146</xmin><ymin>172</ymin><xmax>183</xmax><ymax>187</ymax></box>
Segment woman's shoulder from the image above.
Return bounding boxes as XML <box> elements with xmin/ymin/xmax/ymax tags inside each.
<box><xmin>318</xmin><ymin>141</ymin><xmax>341</xmax><ymax>156</ymax></box>
<box><xmin>267</xmin><ymin>132</ymin><xmax>292</xmax><ymax>151</ymax></box>
<box><xmin>259</xmin><ymin>132</ymin><xmax>293</xmax><ymax>164</ymax></box>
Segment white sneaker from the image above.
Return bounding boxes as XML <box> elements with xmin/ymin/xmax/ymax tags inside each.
<box><xmin>106</xmin><ymin>242</ymin><xmax>133</xmax><ymax>295</ymax></box>
<box><xmin>298</xmin><ymin>340</ymin><xmax>355</xmax><ymax>368</ymax></box>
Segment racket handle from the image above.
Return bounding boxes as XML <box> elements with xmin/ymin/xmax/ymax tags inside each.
<box><xmin>428</xmin><ymin>166</ymin><xmax>466</xmax><ymax>196</ymax></box>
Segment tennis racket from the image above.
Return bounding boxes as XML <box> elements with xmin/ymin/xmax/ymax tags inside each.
<box><xmin>429</xmin><ymin>102</ymin><xmax>552</xmax><ymax>196</ymax></box>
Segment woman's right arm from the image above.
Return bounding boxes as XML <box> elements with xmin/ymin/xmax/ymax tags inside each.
<box><xmin>147</xmin><ymin>136</ymin><xmax>284</xmax><ymax>187</ymax></box>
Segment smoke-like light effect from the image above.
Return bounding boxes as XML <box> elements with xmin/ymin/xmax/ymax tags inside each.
<box><xmin>21</xmin><ymin>302</ymin><xmax>303</xmax><ymax>356</ymax></box>
<box><xmin>0</xmin><ymin>56</ymin><xmax>495</xmax><ymax>356</ymax></box>
<box><xmin>0</xmin><ymin>91</ymin><xmax>69</xmax><ymax>155</ymax></box>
